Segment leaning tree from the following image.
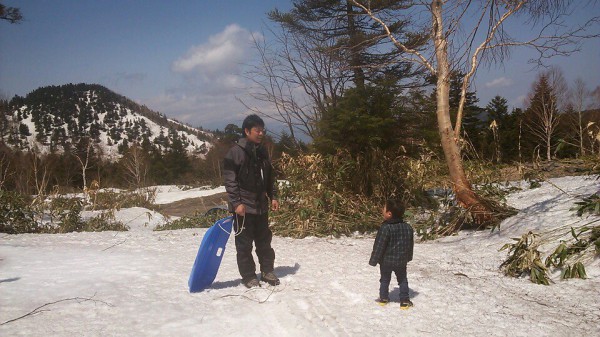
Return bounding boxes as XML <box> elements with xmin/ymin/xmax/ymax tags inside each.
<box><xmin>351</xmin><ymin>0</ymin><xmax>600</xmax><ymax>225</ymax></box>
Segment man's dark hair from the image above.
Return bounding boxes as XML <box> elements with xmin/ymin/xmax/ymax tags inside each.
<box><xmin>241</xmin><ymin>114</ymin><xmax>265</xmax><ymax>137</ymax></box>
<box><xmin>385</xmin><ymin>199</ymin><xmax>405</xmax><ymax>219</ymax></box>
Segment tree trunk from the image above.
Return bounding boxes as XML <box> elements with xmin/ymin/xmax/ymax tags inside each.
<box><xmin>579</xmin><ymin>111</ymin><xmax>584</xmax><ymax>157</ymax></box>
<box><xmin>432</xmin><ymin>0</ymin><xmax>491</xmax><ymax>226</ymax></box>
<box><xmin>546</xmin><ymin>134</ymin><xmax>552</xmax><ymax>161</ymax></box>
<box><xmin>346</xmin><ymin>0</ymin><xmax>365</xmax><ymax>90</ymax></box>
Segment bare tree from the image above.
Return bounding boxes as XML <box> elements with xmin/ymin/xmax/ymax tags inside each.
<box><xmin>569</xmin><ymin>78</ymin><xmax>592</xmax><ymax>157</ymax></box>
<box><xmin>25</xmin><ymin>149</ymin><xmax>50</xmax><ymax>219</ymax></box>
<box><xmin>243</xmin><ymin>27</ymin><xmax>349</xmax><ymax>142</ymax></box>
<box><xmin>525</xmin><ymin>67</ymin><xmax>567</xmax><ymax>161</ymax></box>
<box><xmin>0</xmin><ymin>152</ymin><xmax>13</xmax><ymax>190</ymax></box>
<box><xmin>351</xmin><ymin>0</ymin><xmax>600</xmax><ymax>224</ymax></box>
<box><xmin>121</xmin><ymin>143</ymin><xmax>148</xmax><ymax>189</ymax></box>
<box><xmin>72</xmin><ymin>137</ymin><xmax>94</xmax><ymax>199</ymax></box>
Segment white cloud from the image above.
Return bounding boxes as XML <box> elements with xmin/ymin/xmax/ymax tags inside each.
<box><xmin>172</xmin><ymin>24</ymin><xmax>256</xmax><ymax>76</ymax></box>
<box><xmin>484</xmin><ymin>77</ymin><xmax>513</xmax><ymax>88</ymax></box>
<box><xmin>145</xmin><ymin>88</ymin><xmax>256</xmax><ymax>129</ymax></box>
<box><xmin>147</xmin><ymin>25</ymin><xmax>273</xmax><ymax>130</ymax></box>
<box><xmin>514</xmin><ymin>95</ymin><xmax>527</xmax><ymax>108</ymax></box>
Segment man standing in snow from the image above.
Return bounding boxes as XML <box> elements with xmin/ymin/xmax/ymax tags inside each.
<box><xmin>223</xmin><ymin>114</ymin><xmax>280</xmax><ymax>288</ymax></box>
<box><xmin>369</xmin><ymin>199</ymin><xmax>414</xmax><ymax>309</ymax></box>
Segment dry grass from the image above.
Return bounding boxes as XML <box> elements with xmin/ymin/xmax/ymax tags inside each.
<box><xmin>271</xmin><ymin>149</ymin><xmax>447</xmax><ymax>238</ymax></box>
<box><xmin>271</xmin><ymin>153</ymin><xmax>598</xmax><ymax>239</ymax></box>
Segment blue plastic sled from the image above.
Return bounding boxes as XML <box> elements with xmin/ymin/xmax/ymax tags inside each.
<box><xmin>188</xmin><ymin>216</ymin><xmax>234</xmax><ymax>293</ymax></box>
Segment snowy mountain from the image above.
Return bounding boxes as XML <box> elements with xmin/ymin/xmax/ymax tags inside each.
<box><xmin>0</xmin><ymin>83</ymin><xmax>212</xmax><ymax>160</ymax></box>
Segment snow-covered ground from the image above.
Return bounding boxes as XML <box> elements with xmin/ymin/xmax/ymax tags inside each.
<box><xmin>1</xmin><ymin>175</ymin><xmax>599</xmax><ymax>336</ymax></box>
<box><xmin>151</xmin><ymin>185</ymin><xmax>225</xmax><ymax>205</ymax></box>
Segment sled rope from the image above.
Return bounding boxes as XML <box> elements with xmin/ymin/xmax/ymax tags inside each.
<box><xmin>233</xmin><ymin>214</ymin><xmax>245</xmax><ymax>236</ymax></box>
<box><xmin>218</xmin><ymin>215</ymin><xmax>245</xmax><ymax>236</ymax></box>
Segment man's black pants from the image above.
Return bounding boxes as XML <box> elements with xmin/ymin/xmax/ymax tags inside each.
<box><xmin>233</xmin><ymin>213</ymin><xmax>275</xmax><ymax>281</ymax></box>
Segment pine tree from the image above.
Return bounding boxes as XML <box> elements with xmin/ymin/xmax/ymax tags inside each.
<box><xmin>483</xmin><ymin>96</ymin><xmax>509</xmax><ymax>163</ymax></box>
<box><xmin>18</xmin><ymin>123</ymin><xmax>30</xmax><ymax>137</ymax></box>
<box><xmin>396</xmin><ymin>88</ymin><xmax>439</xmax><ymax>156</ymax></box>
<box><xmin>269</xmin><ymin>0</ymin><xmax>424</xmax><ymax>90</ymax></box>
<box><xmin>314</xmin><ymin>83</ymin><xmax>398</xmax><ymax>154</ymax></box>
<box><xmin>0</xmin><ymin>4</ymin><xmax>23</xmax><ymax>24</ymax></box>
<box><xmin>486</xmin><ymin>96</ymin><xmax>509</xmax><ymax>122</ymax></box>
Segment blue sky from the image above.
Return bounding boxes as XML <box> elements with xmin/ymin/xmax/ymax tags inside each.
<box><xmin>1</xmin><ymin>1</ymin><xmax>599</xmax><ymax>133</ymax></box>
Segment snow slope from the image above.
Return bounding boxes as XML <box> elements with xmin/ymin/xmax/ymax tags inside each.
<box><xmin>1</xmin><ymin>175</ymin><xmax>599</xmax><ymax>336</ymax></box>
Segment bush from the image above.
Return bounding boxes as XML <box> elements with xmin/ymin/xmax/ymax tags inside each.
<box><xmin>271</xmin><ymin>150</ymin><xmax>519</xmax><ymax>238</ymax></box>
<box><xmin>90</xmin><ymin>188</ymin><xmax>156</xmax><ymax>211</ymax></box>
<box><xmin>1</xmin><ymin>190</ymin><xmax>129</xmax><ymax>234</ymax></box>
<box><xmin>500</xmin><ymin>223</ymin><xmax>600</xmax><ymax>284</ymax></box>
<box><xmin>270</xmin><ymin>149</ymin><xmax>442</xmax><ymax>238</ymax></box>
<box><xmin>571</xmin><ymin>193</ymin><xmax>600</xmax><ymax>216</ymax></box>
<box><xmin>0</xmin><ymin>189</ymin><xmax>37</xmax><ymax>234</ymax></box>
<box><xmin>83</xmin><ymin>213</ymin><xmax>128</xmax><ymax>232</ymax></box>
<box><xmin>499</xmin><ymin>231</ymin><xmax>551</xmax><ymax>285</ymax></box>
<box><xmin>47</xmin><ymin>196</ymin><xmax>85</xmax><ymax>233</ymax></box>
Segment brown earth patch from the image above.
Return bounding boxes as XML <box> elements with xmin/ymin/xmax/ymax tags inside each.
<box><xmin>157</xmin><ymin>192</ymin><xmax>229</xmax><ymax>217</ymax></box>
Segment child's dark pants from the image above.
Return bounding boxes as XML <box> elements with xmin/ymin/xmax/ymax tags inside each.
<box><xmin>379</xmin><ymin>264</ymin><xmax>409</xmax><ymax>301</ymax></box>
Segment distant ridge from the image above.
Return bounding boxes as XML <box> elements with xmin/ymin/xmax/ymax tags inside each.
<box><xmin>0</xmin><ymin>83</ymin><xmax>212</xmax><ymax>160</ymax></box>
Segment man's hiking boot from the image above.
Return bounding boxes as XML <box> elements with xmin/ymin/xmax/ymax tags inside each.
<box><xmin>260</xmin><ymin>271</ymin><xmax>280</xmax><ymax>286</ymax></box>
<box><xmin>375</xmin><ymin>298</ymin><xmax>390</xmax><ymax>306</ymax></box>
<box><xmin>400</xmin><ymin>299</ymin><xmax>414</xmax><ymax>310</ymax></box>
<box><xmin>243</xmin><ymin>277</ymin><xmax>261</xmax><ymax>289</ymax></box>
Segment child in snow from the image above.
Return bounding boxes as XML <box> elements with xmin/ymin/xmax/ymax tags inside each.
<box><xmin>369</xmin><ymin>199</ymin><xmax>414</xmax><ymax>309</ymax></box>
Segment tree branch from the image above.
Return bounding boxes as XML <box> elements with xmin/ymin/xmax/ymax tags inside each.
<box><xmin>1</xmin><ymin>295</ymin><xmax>113</xmax><ymax>326</ymax></box>
<box><xmin>351</xmin><ymin>0</ymin><xmax>436</xmax><ymax>74</ymax></box>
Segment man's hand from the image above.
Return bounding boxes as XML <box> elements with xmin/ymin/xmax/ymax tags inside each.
<box><xmin>235</xmin><ymin>204</ymin><xmax>246</xmax><ymax>216</ymax></box>
<box><xmin>271</xmin><ymin>199</ymin><xmax>279</xmax><ymax>212</ymax></box>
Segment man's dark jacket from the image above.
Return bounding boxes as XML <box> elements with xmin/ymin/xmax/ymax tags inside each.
<box><xmin>369</xmin><ymin>218</ymin><xmax>414</xmax><ymax>268</ymax></box>
<box><xmin>223</xmin><ymin>137</ymin><xmax>277</xmax><ymax>215</ymax></box>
